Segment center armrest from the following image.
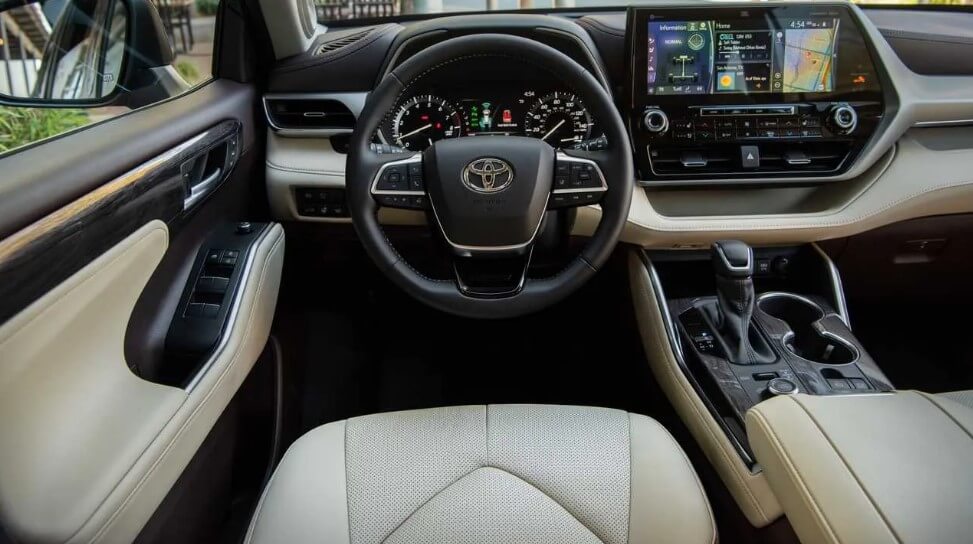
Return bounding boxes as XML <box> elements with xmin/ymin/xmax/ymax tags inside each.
<box><xmin>745</xmin><ymin>392</ymin><xmax>973</xmax><ymax>544</ymax></box>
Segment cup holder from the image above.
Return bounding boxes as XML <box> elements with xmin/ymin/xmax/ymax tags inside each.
<box><xmin>757</xmin><ymin>293</ymin><xmax>858</xmax><ymax>365</ymax></box>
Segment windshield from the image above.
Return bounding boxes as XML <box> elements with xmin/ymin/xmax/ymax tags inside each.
<box><xmin>317</xmin><ymin>0</ymin><xmax>970</xmax><ymax>24</ymax></box>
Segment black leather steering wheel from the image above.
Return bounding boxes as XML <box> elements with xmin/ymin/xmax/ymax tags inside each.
<box><xmin>347</xmin><ymin>34</ymin><xmax>633</xmax><ymax>319</ymax></box>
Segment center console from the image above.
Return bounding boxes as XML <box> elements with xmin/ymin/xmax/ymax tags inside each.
<box><xmin>643</xmin><ymin>241</ymin><xmax>893</xmax><ymax>465</ymax></box>
<box><xmin>626</xmin><ymin>4</ymin><xmax>888</xmax><ymax>185</ymax></box>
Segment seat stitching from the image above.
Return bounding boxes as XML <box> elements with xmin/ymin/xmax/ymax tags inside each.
<box><xmin>626</xmin><ymin>413</ymin><xmax>633</xmax><ymax>544</ymax></box>
<box><xmin>750</xmin><ymin>408</ymin><xmax>842</xmax><ymax>544</ymax></box>
<box><xmin>647</xmin><ymin>416</ymin><xmax>718</xmax><ymax>544</ymax></box>
<box><xmin>790</xmin><ymin>397</ymin><xmax>904</xmax><ymax>543</ymax></box>
<box><xmin>378</xmin><ymin>466</ymin><xmax>606</xmax><ymax>544</ymax></box>
<box><xmin>917</xmin><ymin>391</ymin><xmax>973</xmax><ymax>441</ymax></box>
<box><xmin>344</xmin><ymin>416</ymin><xmax>354</xmax><ymax>544</ymax></box>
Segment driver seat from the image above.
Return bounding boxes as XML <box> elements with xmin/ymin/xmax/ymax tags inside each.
<box><xmin>245</xmin><ymin>404</ymin><xmax>715</xmax><ymax>544</ymax></box>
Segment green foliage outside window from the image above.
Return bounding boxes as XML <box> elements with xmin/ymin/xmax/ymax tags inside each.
<box><xmin>196</xmin><ymin>0</ymin><xmax>220</xmax><ymax>16</ymax></box>
<box><xmin>0</xmin><ymin>107</ymin><xmax>90</xmax><ymax>154</ymax></box>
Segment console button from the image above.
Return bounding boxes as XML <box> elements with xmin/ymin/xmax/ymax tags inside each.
<box><xmin>672</xmin><ymin>130</ymin><xmax>694</xmax><ymax>142</ymax></box>
<box><xmin>695</xmin><ymin>130</ymin><xmax>715</xmax><ymax>142</ymax></box>
<box><xmin>828</xmin><ymin>378</ymin><xmax>851</xmax><ymax>391</ymax></box>
<box><xmin>740</xmin><ymin>145</ymin><xmax>760</xmax><ymax>169</ymax></box>
<box><xmin>736</xmin><ymin>118</ymin><xmax>755</xmax><ymax>130</ymax></box>
<box><xmin>757</xmin><ymin>118</ymin><xmax>779</xmax><ymax>129</ymax></box>
<box><xmin>767</xmin><ymin>378</ymin><xmax>799</xmax><ymax>396</ymax></box>
<box><xmin>671</xmin><ymin>119</ymin><xmax>693</xmax><ymax>130</ymax></box>
<box><xmin>800</xmin><ymin>116</ymin><xmax>822</xmax><ymax>128</ymax></box>
<box><xmin>849</xmin><ymin>378</ymin><xmax>870</xmax><ymax>391</ymax></box>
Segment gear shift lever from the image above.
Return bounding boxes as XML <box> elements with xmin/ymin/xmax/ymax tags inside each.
<box><xmin>709</xmin><ymin>240</ymin><xmax>774</xmax><ymax>364</ymax></box>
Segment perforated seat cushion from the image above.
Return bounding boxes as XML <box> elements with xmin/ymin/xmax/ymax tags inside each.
<box><xmin>245</xmin><ymin>404</ymin><xmax>715</xmax><ymax>544</ymax></box>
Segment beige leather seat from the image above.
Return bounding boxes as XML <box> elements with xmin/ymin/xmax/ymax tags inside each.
<box><xmin>245</xmin><ymin>404</ymin><xmax>715</xmax><ymax>544</ymax></box>
<box><xmin>940</xmin><ymin>390</ymin><xmax>973</xmax><ymax>410</ymax></box>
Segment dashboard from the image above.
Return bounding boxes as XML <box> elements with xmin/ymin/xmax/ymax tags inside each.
<box><xmin>377</xmin><ymin>61</ymin><xmax>603</xmax><ymax>152</ymax></box>
<box><xmin>262</xmin><ymin>2</ymin><xmax>973</xmax><ymax>248</ymax></box>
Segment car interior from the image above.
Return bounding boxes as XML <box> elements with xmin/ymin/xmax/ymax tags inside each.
<box><xmin>1</xmin><ymin>0</ymin><xmax>972</xmax><ymax>542</ymax></box>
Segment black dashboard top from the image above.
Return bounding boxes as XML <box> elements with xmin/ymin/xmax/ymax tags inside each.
<box><xmin>266</xmin><ymin>5</ymin><xmax>973</xmax><ymax>186</ymax></box>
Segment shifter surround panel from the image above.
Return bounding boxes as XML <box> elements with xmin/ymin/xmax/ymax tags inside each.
<box><xmin>647</xmin><ymin>244</ymin><xmax>894</xmax><ymax>464</ymax></box>
<box><xmin>670</xmin><ymin>293</ymin><xmax>893</xmax><ymax>427</ymax></box>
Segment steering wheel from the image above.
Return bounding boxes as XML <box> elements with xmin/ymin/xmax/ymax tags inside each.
<box><xmin>347</xmin><ymin>34</ymin><xmax>633</xmax><ymax>319</ymax></box>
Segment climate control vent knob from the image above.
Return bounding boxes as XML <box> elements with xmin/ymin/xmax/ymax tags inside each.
<box><xmin>829</xmin><ymin>103</ymin><xmax>858</xmax><ymax>135</ymax></box>
<box><xmin>643</xmin><ymin>108</ymin><xmax>669</xmax><ymax>134</ymax></box>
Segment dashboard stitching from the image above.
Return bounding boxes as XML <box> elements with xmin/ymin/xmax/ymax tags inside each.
<box><xmin>272</xmin><ymin>23</ymin><xmax>401</xmax><ymax>73</ymax></box>
<box><xmin>266</xmin><ymin>161</ymin><xmax>343</xmax><ymax>176</ymax></box>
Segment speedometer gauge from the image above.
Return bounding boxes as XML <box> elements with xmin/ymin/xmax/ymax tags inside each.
<box><xmin>524</xmin><ymin>92</ymin><xmax>592</xmax><ymax>147</ymax></box>
<box><xmin>391</xmin><ymin>95</ymin><xmax>462</xmax><ymax>151</ymax></box>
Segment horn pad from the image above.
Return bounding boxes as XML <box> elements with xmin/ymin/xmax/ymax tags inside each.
<box><xmin>424</xmin><ymin>136</ymin><xmax>554</xmax><ymax>253</ymax></box>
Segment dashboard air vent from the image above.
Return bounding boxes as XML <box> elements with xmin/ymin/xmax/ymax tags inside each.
<box><xmin>648</xmin><ymin>142</ymin><xmax>850</xmax><ymax>178</ymax></box>
<box><xmin>265</xmin><ymin>98</ymin><xmax>356</xmax><ymax>131</ymax></box>
<box><xmin>315</xmin><ymin>29</ymin><xmax>373</xmax><ymax>56</ymax></box>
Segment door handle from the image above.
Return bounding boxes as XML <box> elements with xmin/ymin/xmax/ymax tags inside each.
<box><xmin>184</xmin><ymin>167</ymin><xmax>223</xmax><ymax>209</ymax></box>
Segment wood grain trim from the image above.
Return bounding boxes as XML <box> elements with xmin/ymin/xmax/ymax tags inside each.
<box><xmin>0</xmin><ymin>121</ymin><xmax>241</xmax><ymax>325</ymax></box>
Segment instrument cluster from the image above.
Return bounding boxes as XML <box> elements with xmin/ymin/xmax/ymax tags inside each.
<box><xmin>379</xmin><ymin>89</ymin><xmax>601</xmax><ymax>151</ymax></box>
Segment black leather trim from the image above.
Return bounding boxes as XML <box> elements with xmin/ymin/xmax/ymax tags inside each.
<box><xmin>267</xmin><ymin>24</ymin><xmax>402</xmax><ymax>92</ymax></box>
<box><xmin>376</xmin><ymin>14</ymin><xmax>611</xmax><ymax>91</ymax></box>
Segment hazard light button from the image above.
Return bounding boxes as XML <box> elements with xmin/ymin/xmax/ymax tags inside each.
<box><xmin>740</xmin><ymin>145</ymin><xmax>760</xmax><ymax>169</ymax></box>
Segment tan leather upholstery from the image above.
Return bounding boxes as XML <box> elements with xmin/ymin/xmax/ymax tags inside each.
<box><xmin>628</xmin><ymin>251</ymin><xmax>783</xmax><ymax>527</ymax></box>
<box><xmin>246</xmin><ymin>404</ymin><xmax>716</xmax><ymax>544</ymax></box>
<box><xmin>746</xmin><ymin>392</ymin><xmax>973</xmax><ymax>544</ymax></box>
<box><xmin>0</xmin><ymin>221</ymin><xmax>285</xmax><ymax>543</ymax></box>
<box><xmin>940</xmin><ymin>389</ymin><xmax>973</xmax><ymax>410</ymax></box>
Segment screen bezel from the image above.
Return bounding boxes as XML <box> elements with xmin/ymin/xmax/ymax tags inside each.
<box><xmin>626</xmin><ymin>3</ymin><xmax>884</xmax><ymax>108</ymax></box>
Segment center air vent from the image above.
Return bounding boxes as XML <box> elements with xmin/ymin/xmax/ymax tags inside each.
<box><xmin>315</xmin><ymin>29</ymin><xmax>373</xmax><ymax>56</ymax></box>
<box><xmin>264</xmin><ymin>97</ymin><xmax>356</xmax><ymax>133</ymax></box>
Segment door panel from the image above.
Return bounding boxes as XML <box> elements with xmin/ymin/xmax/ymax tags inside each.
<box><xmin>0</xmin><ymin>75</ymin><xmax>281</xmax><ymax>542</ymax></box>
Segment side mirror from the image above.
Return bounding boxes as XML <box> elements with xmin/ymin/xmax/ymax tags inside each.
<box><xmin>0</xmin><ymin>0</ymin><xmax>187</xmax><ymax>108</ymax></box>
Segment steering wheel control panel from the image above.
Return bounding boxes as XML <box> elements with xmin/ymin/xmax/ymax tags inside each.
<box><xmin>627</xmin><ymin>4</ymin><xmax>887</xmax><ymax>185</ymax></box>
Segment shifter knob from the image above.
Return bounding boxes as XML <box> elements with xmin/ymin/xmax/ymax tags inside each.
<box><xmin>712</xmin><ymin>240</ymin><xmax>754</xmax><ymax>279</ymax></box>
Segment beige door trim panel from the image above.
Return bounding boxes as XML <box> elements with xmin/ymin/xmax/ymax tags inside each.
<box><xmin>0</xmin><ymin>221</ymin><xmax>285</xmax><ymax>544</ymax></box>
<box><xmin>628</xmin><ymin>251</ymin><xmax>782</xmax><ymax>527</ymax></box>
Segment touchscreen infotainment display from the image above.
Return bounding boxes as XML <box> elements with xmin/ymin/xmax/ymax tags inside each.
<box><xmin>647</xmin><ymin>17</ymin><xmax>839</xmax><ymax>95</ymax></box>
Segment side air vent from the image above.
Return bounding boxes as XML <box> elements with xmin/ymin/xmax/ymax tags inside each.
<box><xmin>264</xmin><ymin>96</ymin><xmax>357</xmax><ymax>134</ymax></box>
<box><xmin>315</xmin><ymin>29</ymin><xmax>373</xmax><ymax>56</ymax></box>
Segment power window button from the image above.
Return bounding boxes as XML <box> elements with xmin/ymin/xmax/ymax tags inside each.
<box><xmin>206</xmin><ymin>249</ymin><xmax>222</xmax><ymax>265</ymax></box>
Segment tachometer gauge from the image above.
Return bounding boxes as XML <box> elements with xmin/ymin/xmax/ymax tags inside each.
<box><xmin>391</xmin><ymin>95</ymin><xmax>463</xmax><ymax>150</ymax></box>
<box><xmin>524</xmin><ymin>92</ymin><xmax>592</xmax><ymax>147</ymax></box>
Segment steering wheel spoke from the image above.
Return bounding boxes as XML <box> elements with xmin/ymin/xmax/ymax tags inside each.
<box><xmin>452</xmin><ymin>250</ymin><xmax>532</xmax><ymax>298</ymax></box>
<box><xmin>368</xmin><ymin>153</ymin><xmax>430</xmax><ymax>210</ymax></box>
<box><xmin>549</xmin><ymin>151</ymin><xmax>609</xmax><ymax>209</ymax></box>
